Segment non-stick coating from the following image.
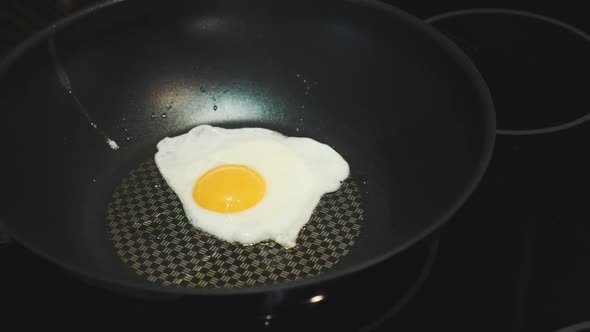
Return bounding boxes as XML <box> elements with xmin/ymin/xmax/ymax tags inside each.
<box><xmin>0</xmin><ymin>0</ymin><xmax>494</xmax><ymax>295</ymax></box>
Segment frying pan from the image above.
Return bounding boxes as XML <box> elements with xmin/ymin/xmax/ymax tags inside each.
<box><xmin>0</xmin><ymin>0</ymin><xmax>494</xmax><ymax>299</ymax></box>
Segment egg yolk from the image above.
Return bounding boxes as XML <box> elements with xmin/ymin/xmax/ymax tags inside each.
<box><xmin>193</xmin><ymin>165</ymin><xmax>266</xmax><ymax>213</ymax></box>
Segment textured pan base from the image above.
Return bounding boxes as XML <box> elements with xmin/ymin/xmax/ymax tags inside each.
<box><xmin>106</xmin><ymin>159</ymin><xmax>365</xmax><ymax>288</ymax></box>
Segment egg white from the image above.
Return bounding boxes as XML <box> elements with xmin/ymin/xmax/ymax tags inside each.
<box><xmin>154</xmin><ymin>125</ymin><xmax>349</xmax><ymax>247</ymax></box>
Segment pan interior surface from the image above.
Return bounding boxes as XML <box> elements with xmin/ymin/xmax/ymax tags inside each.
<box><xmin>107</xmin><ymin>159</ymin><xmax>364</xmax><ymax>288</ymax></box>
<box><xmin>0</xmin><ymin>0</ymin><xmax>494</xmax><ymax>293</ymax></box>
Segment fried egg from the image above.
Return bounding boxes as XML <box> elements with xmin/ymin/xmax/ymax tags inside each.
<box><xmin>154</xmin><ymin>125</ymin><xmax>349</xmax><ymax>248</ymax></box>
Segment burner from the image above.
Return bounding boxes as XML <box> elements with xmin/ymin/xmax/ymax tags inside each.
<box><xmin>387</xmin><ymin>9</ymin><xmax>590</xmax><ymax>331</ymax></box>
<box><xmin>426</xmin><ymin>9</ymin><xmax>590</xmax><ymax>135</ymax></box>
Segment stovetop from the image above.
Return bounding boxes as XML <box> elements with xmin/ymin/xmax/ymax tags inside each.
<box><xmin>1</xmin><ymin>1</ymin><xmax>589</xmax><ymax>331</ymax></box>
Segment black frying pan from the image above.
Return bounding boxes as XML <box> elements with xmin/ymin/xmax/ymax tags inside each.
<box><xmin>0</xmin><ymin>0</ymin><xmax>494</xmax><ymax>299</ymax></box>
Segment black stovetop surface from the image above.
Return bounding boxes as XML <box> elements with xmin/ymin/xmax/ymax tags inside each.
<box><xmin>1</xmin><ymin>1</ymin><xmax>589</xmax><ymax>331</ymax></box>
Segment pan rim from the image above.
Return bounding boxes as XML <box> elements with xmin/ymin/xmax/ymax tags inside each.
<box><xmin>0</xmin><ymin>0</ymin><xmax>496</xmax><ymax>296</ymax></box>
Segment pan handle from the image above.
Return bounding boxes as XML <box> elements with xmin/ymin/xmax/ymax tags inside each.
<box><xmin>0</xmin><ymin>220</ymin><xmax>14</xmax><ymax>248</ymax></box>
